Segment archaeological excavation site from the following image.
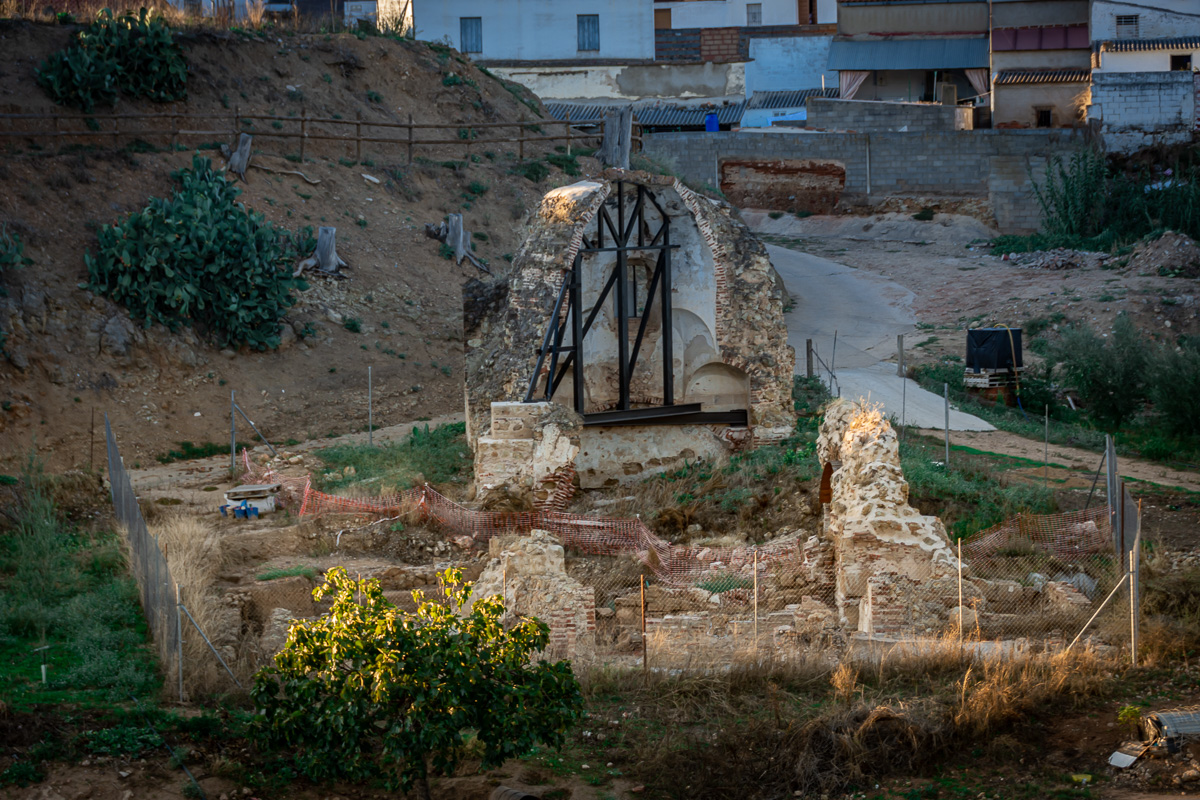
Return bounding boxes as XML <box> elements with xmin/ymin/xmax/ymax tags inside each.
<box><xmin>108</xmin><ymin>174</ymin><xmax>1128</xmax><ymax>696</ymax></box>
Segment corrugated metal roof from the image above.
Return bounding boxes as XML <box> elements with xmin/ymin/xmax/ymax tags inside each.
<box><xmin>1099</xmin><ymin>36</ymin><xmax>1200</xmax><ymax>53</ymax></box>
<box><xmin>995</xmin><ymin>68</ymin><xmax>1091</xmax><ymax>85</ymax></box>
<box><xmin>544</xmin><ymin>101</ymin><xmax>747</xmax><ymax>127</ymax></box>
<box><xmin>746</xmin><ymin>87</ymin><xmax>839</xmax><ymax>110</ymax></box>
<box><xmin>828</xmin><ymin>37</ymin><xmax>989</xmax><ymax>70</ymax></box>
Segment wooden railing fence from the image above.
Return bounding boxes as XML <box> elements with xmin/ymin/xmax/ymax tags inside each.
<box><xmin>0</xmin><ymin>108</ymin><xmax>640</xmax><ymax>164</ymax></box>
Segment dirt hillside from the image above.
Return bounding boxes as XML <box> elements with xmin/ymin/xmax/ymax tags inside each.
<box><xmin>0</xmin><ymin>21</ymin><xmax>600</xmax><ymax>470</ymax></box>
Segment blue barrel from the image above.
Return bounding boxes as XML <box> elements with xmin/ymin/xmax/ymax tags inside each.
<box><xmin>705</xmin><ymin>112</ymin><xmax>719</xmax><ymax>132</ymax></box>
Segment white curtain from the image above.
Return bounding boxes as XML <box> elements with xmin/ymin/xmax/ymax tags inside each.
<box><xmin>839</xmin><ymin>70</ymin><xmax>869</xmax><ymax>100</ymax></box>
<box><xmin>965</xmin><ymin>68</ymin><xmax>990</xmax><ymax>98</ymax></box>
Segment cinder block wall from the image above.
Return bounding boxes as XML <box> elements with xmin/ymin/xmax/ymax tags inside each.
<box><xmin>642</xmin><ymin>128</ymin><xmax>1088</xmax><ymax>233</ymax></box>
<box><xmin>808</xmin><ymin>97</ymin><xmax>972</xmax><ymax>133</ymax></box>
<box><xmin>1091</xmin><ymin>71</ymin><xmax>1197</xmax><ymax>154</ymax></box>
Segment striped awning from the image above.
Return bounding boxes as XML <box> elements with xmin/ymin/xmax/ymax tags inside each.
<box><xmin>746</xmin><ymin>88</ymin><xmax>839</xmax><ymax>110</ymax></box>
<box><xmin>544</xmin><ymin>101</ymin><xmax>747</xmax><ymax>127</ymax></box>
<box><xmin>1098</xmin><ymin>36</ymin><xmax>1200</xmax><ymax>53</ymax></box>
<box><xmin>994</xmin><ymin>68</ymin><xmax>1091</xmax><ymax>85</ymax></box>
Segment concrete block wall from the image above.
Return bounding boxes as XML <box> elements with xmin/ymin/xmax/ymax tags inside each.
<box><xmin>1091</xmin><ymin>71</ymin><xmax>1196</xmax><ymax>154</ymax></box>
<box><xmin>642</xmin><ymin>128</ymin><xmax>1088</xmax><ymax>232</ymax></box>
<box><xmin>808</xmin><ymin>98</ymin><xmax>972</xmax><ymax>133</ymax></box>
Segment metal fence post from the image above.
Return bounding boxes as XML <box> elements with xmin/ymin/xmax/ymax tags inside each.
<box><xmin>641</xmin><ymin>576</ymin><xmax>647</xmax><ymax>680</ymax></box>
<box><xmin>368</xmin><ymin>366</ymin><xmax>373</xmax><ymax>446</ymax></box>
<box><xmin>943</xmin><ymin>382</ymin><xmax>950</xmax><ymax>468</ymax></box>
<box><xmin>957</xmin><ymin>538</ymin><xmax>963</xmax><ymax>641</ymax></box>
<box><xmin>176</xmin><ymin>582</ymin><xmax>184</xmax><ymax>702</ymax></box>
<box><xmin>230</xmin><ymin>390</ymin><xmax>236</xmax><ymax>470</ymax></box>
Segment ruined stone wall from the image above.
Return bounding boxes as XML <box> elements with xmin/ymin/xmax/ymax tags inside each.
<box><xmin>817</xmin><ymin>399</ymin><xmax>959</xmax><ymax>632</ymax></box>
<box><xmin>470</xmin><ymin>530</ymin><xmax>597</xmax><ymax>660</ymax></box>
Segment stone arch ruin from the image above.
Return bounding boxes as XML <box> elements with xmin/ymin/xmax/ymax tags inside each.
<box><xmin>464</xmin><ymin>170</ymin><xmax>796</xmax><ymax>497</ymax></box>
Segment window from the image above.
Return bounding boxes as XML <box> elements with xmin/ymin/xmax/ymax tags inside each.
<box><xmin>654</xmin><ymin>8</ymin><xmax>671</xmax><ymax>29</ymax></box>
<box><xmin>1115</xmin><ymin>14</ymin><xmax>1139</xmax><ymax>38</ymax></box>
<box><xmin>746</xmin><ymin>2</ymin><xmax>762</xmax><ymax>25</ymax></box>
<box><xmin>460</xmin><ymin>17</ymin><xmax>482</xmax><ymax>54</ymax></box>
<box><xmin>1171</xmin><ymin>54</ymin><xmax>1193</xmax><ymax>71</ymax></box>
<box><xmin>1035</xmin><ymin>107</ymin><xmax>1052</xmax><ymax>128</ymax></box>
<box><xmin>578</xmin><ymin>14</ymin><xmax>600</xmax><ymax>52</ymax></box>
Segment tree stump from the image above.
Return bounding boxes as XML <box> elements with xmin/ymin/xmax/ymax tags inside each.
<box><xmin>294</xmin><ymin>226</ymin><xmax>347</xmax><ymax>277</ymax></box>
<box><xmin>227</xmin><ymin>133</ymin><xmax>253</xmax><ymax>181</ymax></box>
<box><xmin>424</xmin><ymin>214</ymin><xmax>489</xmax><ymax>273</ymax></box>
<box><xmin>597</xmin><ymin>106</ymin><xmax>633</xmax><ymax>171</ymax></box>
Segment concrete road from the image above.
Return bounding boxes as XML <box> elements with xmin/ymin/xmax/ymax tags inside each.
<box><xmin>767</xmin><ymin>244</ymin><xmax>994</xmax><ymax>432</ymax></box>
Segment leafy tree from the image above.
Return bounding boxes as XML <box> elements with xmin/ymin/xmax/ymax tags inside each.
<box><xmin>1051</xmin><ymin>313</ymin><xmax>1148</xmax><ymax>431</ymax></box>
<box><xmin>251</xmin><ymin>567</ymin><xmax>583</xmax><ymax>800</ymax></box>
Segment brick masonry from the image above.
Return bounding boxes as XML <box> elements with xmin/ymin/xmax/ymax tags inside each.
<box><xmin>808</xmin><ymin>97</ymin><xmax>973</xmax><ymax>133</ymax></box>
<box><xmin>642</xmin><ymin>128</ymin><xmax>1090</xmax><ymax>233</ymax></box>
<box><xmin>1090</xmin><ymin>71</ymin><xmax>1197</xmax><ymax>154</ymax></box>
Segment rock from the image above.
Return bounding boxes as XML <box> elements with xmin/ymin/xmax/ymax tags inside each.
<box><xmin>949</xmin><ymin>605</ymin><xmax>979</xmax><ymax>630</ymax></box>
<box><xmin>287</xmin><ymin>455</ymin><xmax>303</xmax><ymax>464</ymax></box>
<box><xmin>325</xmin><ymin>308</ymin><xmax>344</xmax><ymax>325</ymax></box>
<box><xmin>6</xmin><ymin>347</ymin><xmax>29</xmax><ymax>371</ymax></box>
<box><xmin>220</xmin><ymin>348</ymin><xmax>237</xmax><ymax>359</ymax></box>
<box><xmin>101</xmin><ymin>314</ymin><xmax>137</xmax><ymax>357</ymax></box>
<box><xmin>1179</xmin><ymin>769</ymin><xmax>1200</xmax><ymax>784</ymax></box>
<box><xmin>278</xmin><ymin>324</ymin><xmax>297</xmax><ymax>348</ymax></box>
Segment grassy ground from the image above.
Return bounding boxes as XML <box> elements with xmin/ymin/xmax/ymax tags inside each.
<box><xmin>313</xmin><ymin>421</ymin><xmax>469</xmax><ymax>494</ymax></box>
<box><xmin>0</xmin><ymin>461</ymin><xmax>163</xmax><ymax>786</ymax></box>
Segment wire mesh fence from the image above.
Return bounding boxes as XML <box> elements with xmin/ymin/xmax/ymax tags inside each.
<box><xmin>105</xmin><ymin>414</ymin><xmax>181</xmax><ymax>691</ymax></box>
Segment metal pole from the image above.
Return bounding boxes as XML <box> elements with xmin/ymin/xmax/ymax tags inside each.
<box><xmin>943</xmin><ymin>382</ymin><xmax>950</xmax><ymax>468</ymax></box>
<box><xmin>957</xmin><ymin>538</ymin><xmax>963</xmax><ymax>641</ymax></box>
<box><xmin>368</xmin><ymin>366</ymin><xmax>373</xmax><ymax>446</ymax></box>
<box><xmin>1044</xmin><ymin>404</ymin><xmax>1049</xmax><ymax>488</ymax></box>
<box><xmin>176</xmin><ymin>582</ymin><xmax>184</xmax><ymax>702</ymax></box>
<box><xmin>831</xmin><ymin>330</ymin><xmax>838</xmax><ymax>379</ymax></box>
<box><xmin>805</xmin><ymin>338</ymin><xmax>813</xmax><ymax>379</ymax></box>
<box><xmin>641</xmin><ymin>576</ymin><xmax>647</xmax><ymax>679</ymax></box>
<box><xmin>897</xmin><ymin>333</ymin><xmax>905</xmax><ymax>378</ymax></box>
<box><xmin>901</xmin><ymin>370</ymin><xmax>907</xmax><ymax>439</ymax></box>
<box><xmin>230</xmin><ymin>390</ymin><xmax>236</xmax><ymax>470</ymax></box>
<box><xmin>1131</xmin><ymin>499</ymin><xmax>1141</xmax><ymax>666</ymax></box>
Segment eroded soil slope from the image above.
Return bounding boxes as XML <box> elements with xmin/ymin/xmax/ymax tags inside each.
<box><xmin>0</xmin><ymin>21</ymin><xmax>595</xmax><ymax>469</ymax></box>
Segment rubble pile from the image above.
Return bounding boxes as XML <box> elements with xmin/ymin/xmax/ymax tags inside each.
<box><xmin>1127</xmin><ymin>230</ymin><xmax>1200</xmax><ymax>278</ymax></box>
<box><xmin>1001</xmin><ymin>248</ymin><xmax>1107</xmax><ymax>270</ymax></box>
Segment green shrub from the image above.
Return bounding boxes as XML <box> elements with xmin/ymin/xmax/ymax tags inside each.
<box><xmin>545</xmin><ymin>152</ymin><xmax>580</xmax><ymax>176</ymax></box>
<box><xmin>1148</xmin><ymin>338</ymin><xmax>1200</xmax><ymax>437</ymax></box>
<box><xmin>36</xmin><ymin>8</ymin><xmax>187</xmax><ymax>112</ymax></box>
<box><xmin>85</xmin><ymin>155</ymin><xmax>307</xmax><ymax>350</ymax></box>
<box><xmin>251</xmin><ymin>568</ymin><xmax>582</xmax><ymax>796</ymax></box>
<box><xmin>1051</xmin><ymin>313</ymin><xmax>1149</xmax><ymax>431</ymax></box>
<box><xmin>0</xmin><ymin>224</ymin><xmax>31</xmax><ymax>281</ymax></box>
<box><xmin>514</xmin><ymin>160</ymin><xmax>550</xmax><ymax>183</ymax></box>
<box><xmin>912</xmin><ymin>207</ymin><xmax>935</xmax><ymax>221</ymax></box>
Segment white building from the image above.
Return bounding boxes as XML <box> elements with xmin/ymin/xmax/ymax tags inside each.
<box><xmin>652</xmin><ymin>0</ymin><xmax>836</xmax><ymax>29</ymax></box>
<box><xmin>1088</xmin><ymin>0</ymin><xmax>1200</xmax><ymax>153</ymax></box>
<box><xmin>412</xmin><ymin>0</ymin><xmax>656</xmax><ymax>62</ymax></box>
<box><xmin>1092</xmin><ymin>0</ymin><xmax>1200</xmax><ymax>72</ymax></box>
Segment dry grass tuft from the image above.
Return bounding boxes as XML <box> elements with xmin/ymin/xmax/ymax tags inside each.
<box><xmin>151</xmin><ymin>513</ymin><xmax>236</xmax><ymax>697</ymax></box>
<box><xmin>577</xmin><ymin>642</ymin><xmax>1115</xmax><ymax>800</ymax></box>
<box><xmin>244</xmin><ymin>0</ymin><xmax>265</xmax><ymax>27</ymax></box>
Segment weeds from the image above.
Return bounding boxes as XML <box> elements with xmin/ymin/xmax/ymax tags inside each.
<box><xmin>256</xmin><ymin>564</ymin><xmax>317</xmax><ymax>581</ymax></box>
<box><xmin>314</xmin><ymin>422</ymin><xmax>468</xmax><ymax>493</ymax></box>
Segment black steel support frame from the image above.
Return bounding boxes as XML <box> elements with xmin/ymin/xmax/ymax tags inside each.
<box><xmin>524</xmin><ymin>181</ymin><xmax>747</xmax><ymax>428</ymax></box>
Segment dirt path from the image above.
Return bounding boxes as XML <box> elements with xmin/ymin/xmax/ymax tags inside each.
<box><xmin>924</xmin><ymin>427</ymin><xmax>1200</xmax><ymax>494</ymax></box>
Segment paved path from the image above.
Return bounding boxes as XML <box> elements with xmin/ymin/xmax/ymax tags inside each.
<box><xmin>766</xmin><ymin>244</ymin><xmax>994</xmax><ymax>432</ymax></box>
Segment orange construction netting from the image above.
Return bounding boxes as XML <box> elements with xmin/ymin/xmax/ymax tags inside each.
<box><xmin>240</xmin><ymin>450</ymin><xmax>1114</xmax><ymax>587</ymax></box>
